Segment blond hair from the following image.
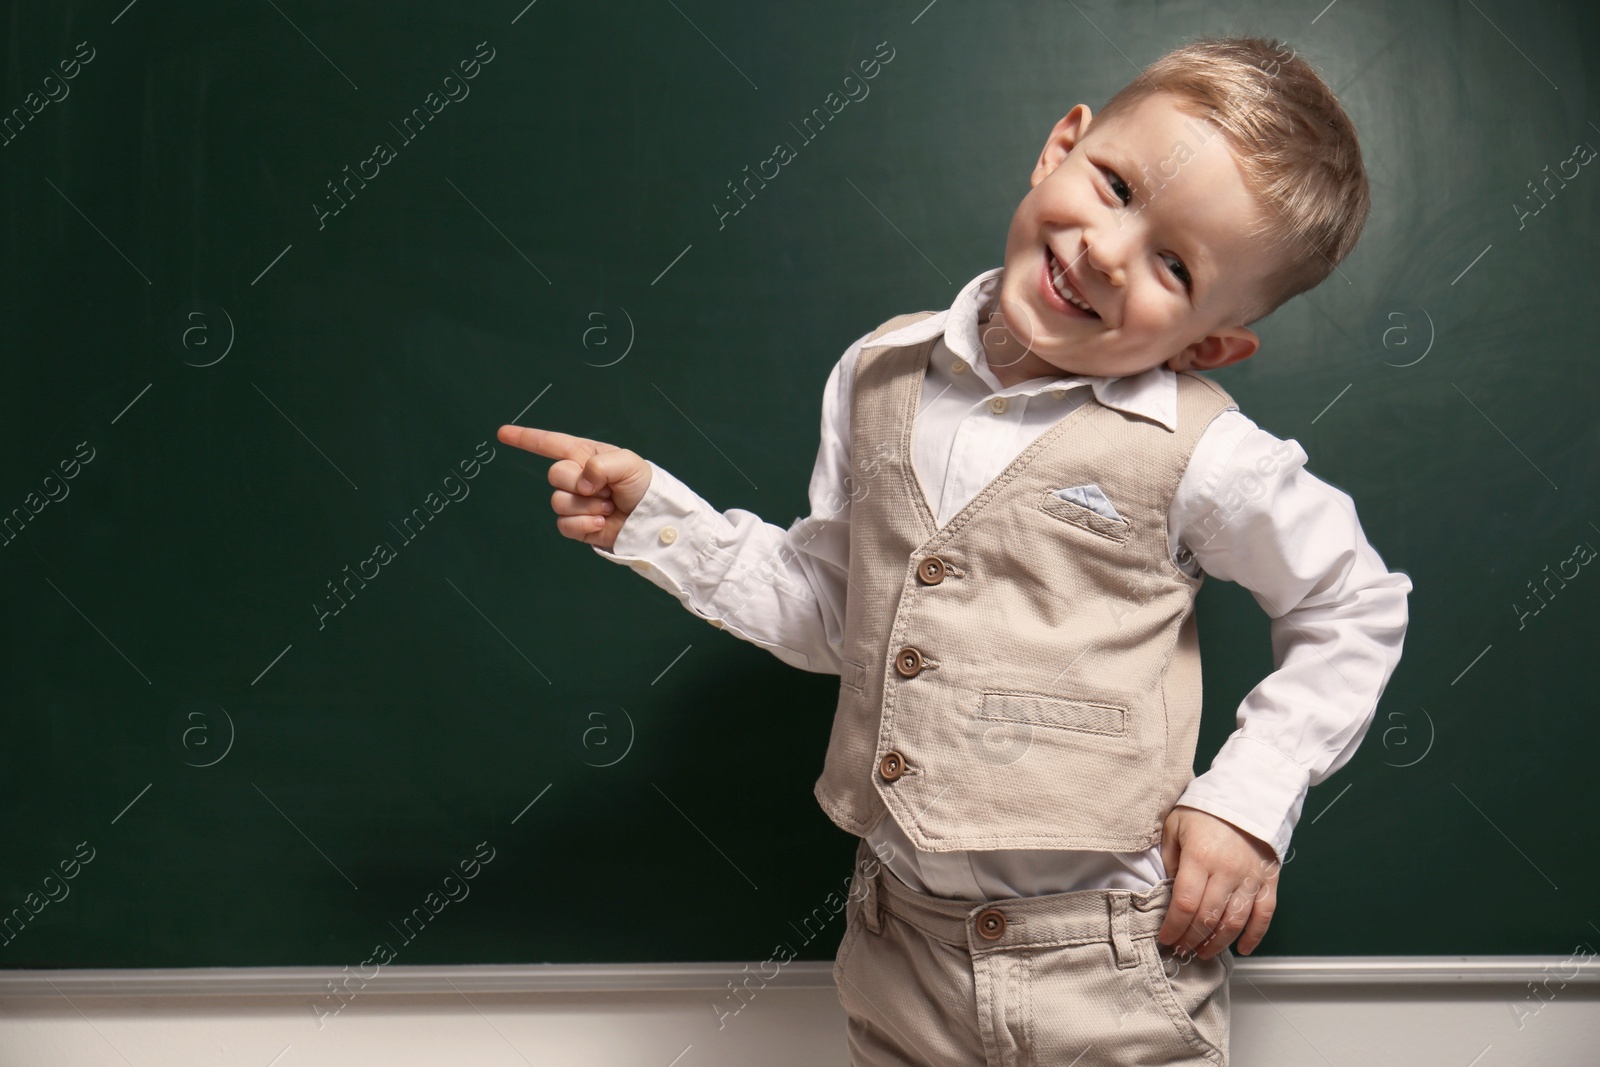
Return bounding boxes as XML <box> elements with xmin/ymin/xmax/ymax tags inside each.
<box><xmin>1093</xmin><ymin>35</ymin><xmax>1369</xmax><ymax>325</ymax></box>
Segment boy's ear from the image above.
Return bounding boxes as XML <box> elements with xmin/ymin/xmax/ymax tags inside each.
<box><xmin>1166</xmin><ymin>326</ymin><xmax>1259</xmax><ymax>372</ymax></box>
<box><xmin>1031</xmin><ymin>104</ymin><xmax>1094</xmax><ymax>189</ymax></box>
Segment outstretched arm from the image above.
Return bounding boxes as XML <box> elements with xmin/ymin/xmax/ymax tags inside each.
<box><xmin>502</xmin><ymin>331</ymin><xmax>873</xmax><ymax>675</ymax></box>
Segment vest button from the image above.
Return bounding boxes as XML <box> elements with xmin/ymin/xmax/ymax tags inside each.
<box><xmin>916</xmin><ymin>556</ymin><xmax>948</xmax><ymax>585</ymax></box>
<box><xmin>879</xmin><ymin>751</ymin><xmax>906</xmax><ymax>781</ymax></box>
<box><xmin>975</xmin><ymin>908</ymin><xmax>1007</xmax><ymax>940</ymax></box>
<box><xmin>894</xmin><ymin>647</ymin><xmax>925</xmax><ymax>677</ymax></box>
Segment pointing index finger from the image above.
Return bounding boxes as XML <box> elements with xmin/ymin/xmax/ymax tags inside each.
<box><xmin>497</xmin><ymin>425</ymin><xmax>596</xmax><ymax>464</ymax></box>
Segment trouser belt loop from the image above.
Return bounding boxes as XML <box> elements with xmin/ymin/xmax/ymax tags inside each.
<box><xmin>1108</xmin><ymin>892</ymin><xmax>1139</xmax><ymax>969</ymax></box>
<box><xmin>858</xmin><ymin>845</ymin><xmax>885</xmax><ymax>936</ymax></box>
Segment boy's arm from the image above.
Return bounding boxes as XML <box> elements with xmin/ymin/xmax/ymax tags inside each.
<box><xmin>586</xmin><ymin>332</ymin><xmax>874</xmax><ymax>675</ymax></box>
<box><xmin>1170</xmin><ymin>413</ymin><xmax>1413</xmax><ymax>867</ymax></box>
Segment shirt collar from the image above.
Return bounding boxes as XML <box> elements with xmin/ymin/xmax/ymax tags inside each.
<box><xmin>866</xmin><ymin>267</ymin><xmax>1181</xmax><ymax>432</ymax></box>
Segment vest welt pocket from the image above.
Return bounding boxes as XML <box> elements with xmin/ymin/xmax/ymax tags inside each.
<box><xmin>977</xmin><ymin>691</ymin><xmax>1128</xmax><ymax>736</ymax></box>
<box><xmin>1038</xmin><ymin>489</ymin><xmax>1131</xmax><ymax>542</ymax></box>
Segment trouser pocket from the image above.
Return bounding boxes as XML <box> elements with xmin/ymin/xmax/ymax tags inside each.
<box><xmin>834</xmin><ymin>863</ymin><xmax>872</xmax><ymax>1003</ymax></box>
<box><xmin>1140</xmin><ymin>938</ymin><xmax>1230</xmax><ymax>1064</ymax></box>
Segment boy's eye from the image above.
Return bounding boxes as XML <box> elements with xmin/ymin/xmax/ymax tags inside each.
<box><xmin>1100</xmin><ymin>166</ymin><xmax>1132</xmax><ymax>206</ymax></box>
<box><xmin>1163</xmin><ymin>254</ymin><xmax>1192</xmax><ymax>291</ymax></box>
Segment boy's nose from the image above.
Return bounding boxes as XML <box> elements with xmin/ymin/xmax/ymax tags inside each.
<box><xmin>1082</xmin><ymin>232</ymin><xmax>1127</xmax><ymax>290</ymax></box>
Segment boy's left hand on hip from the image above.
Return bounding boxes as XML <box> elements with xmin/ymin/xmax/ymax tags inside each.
<box><xmin>1156</xmin><ymin>805</ymin><xmax>1281</xmax><ymax>958</ymax></box>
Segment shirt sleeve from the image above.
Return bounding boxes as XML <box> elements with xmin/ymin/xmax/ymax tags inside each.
<box><xmin>1168</xmin><ymin>411</ymin><xmax>1413</xmax><ymax>865</ymax></box>
<box><xmin>588</xmin><ymin>331</ymin><xmax>873</xmax><ymax>676</ymax></box>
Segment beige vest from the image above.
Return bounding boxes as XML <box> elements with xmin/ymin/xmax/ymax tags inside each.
<box><xmin>812</xmin><ymin>311</ymin><xmax>1239</xmax><ymax>853</ymax></box>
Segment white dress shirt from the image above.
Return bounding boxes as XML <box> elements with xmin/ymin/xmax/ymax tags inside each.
<box><xmin>592</xmin><ymin>267</ymin><xmax>1411</xmax><ymax>901</ymax></box>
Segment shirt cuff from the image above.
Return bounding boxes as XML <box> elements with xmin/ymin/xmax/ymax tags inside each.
<box><xmin>588</xmin><ymin>461</ymin><xmax>723</xmax><ymax>620</ymax></box>
<box><xmin>1173</xmin><ymin>735</ymin><xmax>1312</xmax><ymax>866</ymax></box>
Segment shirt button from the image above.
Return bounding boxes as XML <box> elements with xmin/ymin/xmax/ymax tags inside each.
<box><xmin>658</xmin><ymin>525</ymin><xmax>678</xmax><ymax>546</ymax></box>
<box><xmin>975</xmin><ymin>908</ymin><xmax>1007</xmax><ymax>941</ymax></box>
<box><xmin>988</xmin><ymin>396</ymin><xmax>1009</xmax><ymax>415</ymax></box>
<box><xmin>951</xmin><ymin>360</ymin><xmax>969</xmax><ymax>374</ymax></box>
<box><xmin>879</xmin><ymin>751</ymin><xmax>906</xmax><ymax>781</ymax></box>
<box><xmin>630</xmin><ymin>560</ymin><xmax>651</xmax><ymax>573</ymax></box>
<box><xmin>894</xmin><ymin>647</ymin><xmax>926</xmax><ymax>677</ymax></box>
<box><xmin>916</xmin><ymin>556</ymin><xmax>948</xmax><ymax>585</ymax></box>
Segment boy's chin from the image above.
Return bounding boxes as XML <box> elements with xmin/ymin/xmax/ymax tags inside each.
<box><xmin>991</xmin><ymin>291</ymin><xmax>1046</xmax><ymax>351</ymax></box>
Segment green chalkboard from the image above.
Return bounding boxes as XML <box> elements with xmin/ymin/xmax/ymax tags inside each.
<box><xmin>3</xmin><ymin>0</ymin><xmax>1597</xmax><ymax>971</ymax></box>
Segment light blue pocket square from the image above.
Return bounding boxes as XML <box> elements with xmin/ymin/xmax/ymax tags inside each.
<box><xmin>1051</xmin><ymin>483</ymin><xmax>1125</xmax><ymax>522</ymax></box>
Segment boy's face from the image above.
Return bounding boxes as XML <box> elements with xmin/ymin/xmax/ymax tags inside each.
<box><xmin>987</xmin><ymin>92</ymin><xmax>1274</xmax><ymax>384</ymax></box>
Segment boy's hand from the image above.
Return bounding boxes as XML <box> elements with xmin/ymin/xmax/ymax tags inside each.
<box><xmin>1157</xmin><ymin>804</ymin><xmax>1281</xmax><ymax>958</ymax></box>
<box><xmin>496</xmin><ymin>425</ymin><xmax>653</xmax><ymax>551</ymax></box>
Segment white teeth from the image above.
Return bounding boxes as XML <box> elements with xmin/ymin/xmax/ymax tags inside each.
<box><xmin>1048</xmin><ymin>252</ymin><xmax>1095</xmax><ymax>315</ymax></box>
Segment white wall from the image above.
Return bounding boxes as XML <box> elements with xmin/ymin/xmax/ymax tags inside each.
<box><xmin>0</xmin><ymin>959</ymin><xmax>1595</xmax><ymax>1065</ymax></box>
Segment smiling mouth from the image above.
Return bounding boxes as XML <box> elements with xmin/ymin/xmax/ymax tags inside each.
<box><xmin>1044</xmin><ymin>249</ymin><xmax>1101</xmax><ymax>319</ymax></box>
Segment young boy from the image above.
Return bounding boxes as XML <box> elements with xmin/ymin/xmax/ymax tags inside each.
<box><xmin>501</xmin><ymin>34</ymin><xmax>1410</xmax><ymax>1066</ymax></box>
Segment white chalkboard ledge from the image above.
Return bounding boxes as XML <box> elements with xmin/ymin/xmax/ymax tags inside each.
<box><xmin>0</xmin><ymin>956</ymin><xmax>1595</xmax><ymax>997</ymax></box>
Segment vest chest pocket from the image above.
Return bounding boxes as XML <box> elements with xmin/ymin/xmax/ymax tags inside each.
<box><xmin>1038</xmin><ymin>488</ymin><xmax>1131</xmax><ymax>542</ymax></box>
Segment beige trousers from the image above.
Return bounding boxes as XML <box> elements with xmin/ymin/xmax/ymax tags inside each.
<box><xmin>834</xmin><ymin>837</ymin><xmax>1232</xmax><ymax>1066</ymax></box>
